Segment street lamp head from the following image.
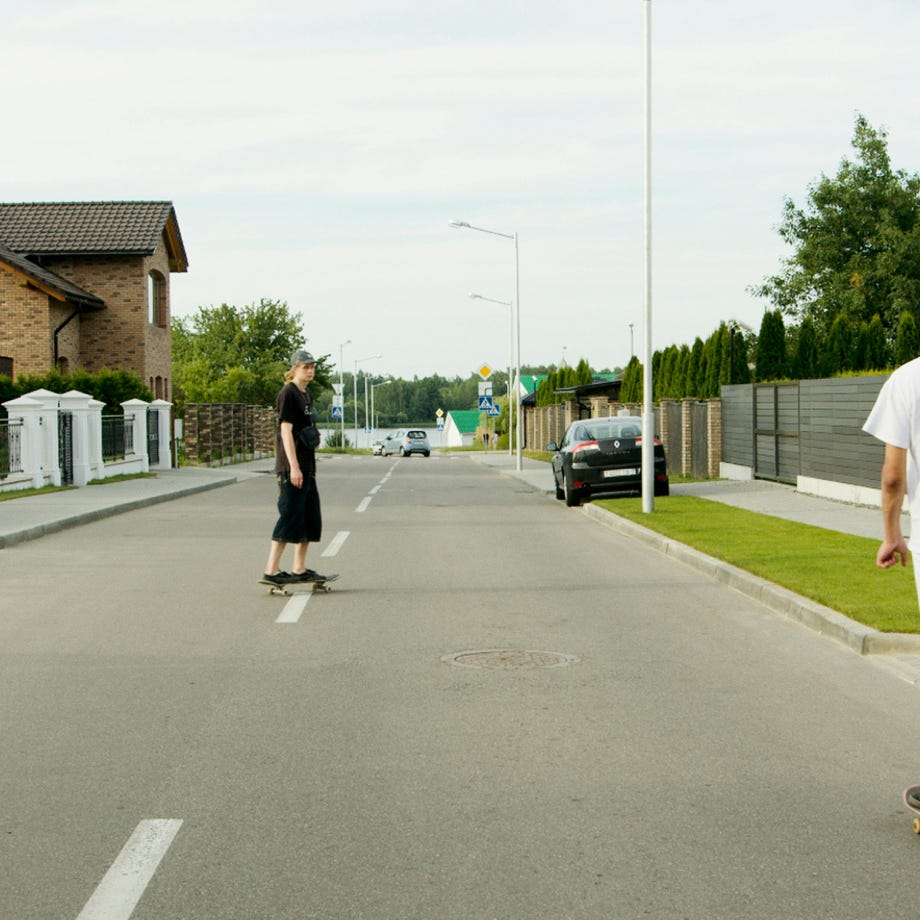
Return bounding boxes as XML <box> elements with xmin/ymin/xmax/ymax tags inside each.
<box><xmin>448</xmin><ymin>219</ymin><xmax>470</xmax><ymax>229</ymax></box>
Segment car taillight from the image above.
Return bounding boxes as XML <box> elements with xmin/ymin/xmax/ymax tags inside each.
<box><xmin>572</xmin><ymin>441</ymin><xmax>599</xmax><ymax>461</ymax></box>
<box><xmin>634</xmin><ymin>436</ymin><xmax>662</xmax><ymax>446</ymax></box>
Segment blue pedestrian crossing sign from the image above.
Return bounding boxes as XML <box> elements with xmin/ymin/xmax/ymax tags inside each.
<box><xmin>331</xmin><ymin>405</ymin><xmax>343</xmax><ymax>420</ymax></box>
<box><xmin>486</xmin><ymin>404</ymin><xmax>501</xmax><ymax>417</ymax></box>
<box><xmin>478</xmin><ymin>396</ymin><xmax>494</xmax><ymax>411</ymax></box>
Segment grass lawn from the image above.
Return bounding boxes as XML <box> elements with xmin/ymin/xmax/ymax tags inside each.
<box><xmin>0</xmin><ymin>485</ymin><xmax>74</xmax><ymax>502</ymax></box>
<box><xmin>596</xmin><ymin>494</ymin><xmax>920</xmax><ymax>635</ymax></box>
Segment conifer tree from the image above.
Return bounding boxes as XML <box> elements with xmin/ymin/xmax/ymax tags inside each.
<box><xmin>895</xmin><ymin>310</ymin><xmax>920</xmax><ymax>366</ymax></box>
<box><xmin>755</xmin><ymin>310</ymin><xmax>787</xmax><ymax>381</ymax></box>
<box><xmin>791</xmin><ymin>316</ymin><xmax>820</xmax><ymax>380</ymax></box>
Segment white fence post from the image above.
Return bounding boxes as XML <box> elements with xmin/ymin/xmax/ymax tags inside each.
<box><xmin>58</xmin><ymin>390</ymin><xmax>95</xmax><ymax>486</ymax></box>
<box><xmin>2</xmin><ymin>395</ymin><xmax>45</xmax><ymax>488</ymax></box>
<box><xmin>121</xmin><ymin>399</ymin><xmax>150</xmax><ymax>473</ymax></box>
<box><xmin>148</xmin><ymin>400</ymin><xmax>173</xmax><ymax>469</ymax></box>
<box><xmin>87</xmin><ymin>398</ymin><xmax>105</xmax><ymax>480</ymax></box>
<box><xmin>21</xmin><ymin>389</ymin><xmax>63</xmax><ymax>486</ymax></box>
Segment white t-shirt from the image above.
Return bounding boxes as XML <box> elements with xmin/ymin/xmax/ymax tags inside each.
<box><xmin>863</xmin><ymin>356</ymin><xmax>920</xmax><ymax>547</ymax></box>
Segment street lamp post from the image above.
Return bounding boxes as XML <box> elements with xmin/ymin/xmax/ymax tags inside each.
<box><xmin>354</xmin><ymin>354</ymin><xmax>381</xmax><ymax>449</ymax></box>
<box><xmin>449</xmin><ymin>219</ymin><xmax>522</xmax><ymax>472</ymax></box>
<box><xmin>371</xmin><ymin>378</ymin><xmax>391</xmax><ymax>432</ymax></box>
<box><xmin>339</xmin><ymin>339</ymin><xmax>351</xmax><ymax>450</ymax></box>
<box><xmin>641</xmin><ymin>0</ymin><xmax>654</xmax><ymax>513</ymax></box>
<box><xmin>469</xmin><ymin>292</ymin><xmax>513</xmax><ymax>457</ymax></box>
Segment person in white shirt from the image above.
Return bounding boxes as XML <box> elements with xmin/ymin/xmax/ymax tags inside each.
<box><xmin>863</xmin><ymin>356</ymin><xmax>920</xmax><ymax>606</ymax></box>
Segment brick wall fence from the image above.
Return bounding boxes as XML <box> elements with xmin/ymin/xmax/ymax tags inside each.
<box><xmin>183</xmin><ymin>404</ymin><xmax>276</xmax><ymax>466</ymax></box>
<box><xmin>527</xmin><ymin>397</ymin><xmax>722</xmax><ymax>478</ymax></box>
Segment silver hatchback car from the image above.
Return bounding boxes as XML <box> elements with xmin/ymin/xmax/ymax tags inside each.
<box><xmin>381</xmin><ymin>429</ymin><xmax>430</xmax><ymax>457</ymax></box>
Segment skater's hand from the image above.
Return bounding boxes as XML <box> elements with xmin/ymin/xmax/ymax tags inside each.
<box><xmin>290</xmin><ymin>466</ymin><xmax>304</xmax><ymax>488</ymax></box>
<box><xmin>877</xmin><ymin>537</ymin><xmax>909</xmax><ymax>569</ymax></box>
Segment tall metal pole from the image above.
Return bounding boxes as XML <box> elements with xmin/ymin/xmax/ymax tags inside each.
<box><xmin>641</xmin><ymin>0</ymin><xmax>654</xmax><ymax>513</ymax></box>
<box><xmin>448</xmin><ymin>219</ymin><xmax>522</xmax><ymax>470</ymax></box>
<box><xmin>514</xmin><ymin>232</ymin><xmax>522</xmax><ymax>471</ymax></box>
<box><xmin>339</xmin><ymin>339</ymin><xmax>350</xmax><ymax>450</ymax></box>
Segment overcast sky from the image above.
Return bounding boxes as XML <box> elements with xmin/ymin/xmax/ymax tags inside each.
<box><xmin>4</xmin><ymin>1</ymin><xmax>919</xmax><ymax>380</ymax></box>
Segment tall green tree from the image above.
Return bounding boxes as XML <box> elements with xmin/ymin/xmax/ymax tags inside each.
<box><xmin>863</xmin><ymin>314</ymin><xmax>889</xmax><ymax>370</ymax></box>
<box><xmin>687</xmin><ymin>337</ymin><xmax>705</xmax><ymax>397</ymax></box>
<box><xmin>790</xmin><ymin>316</ymin><xmax>820</xmax><ymax>380</ymax></box>
<box><xmin>895</xmin><ymin>310</ymin><xmax>920</xmax><ymax>367</ymax></box>
<box><xmin>171</xmin><ymin>299</ymin><xmax>330</xmax><ymax>407</ymax></box>
<box><xmin>755</xmin><ymin>310</ymin><xmax>787</xmax><ymax>381</ymax></box>
<box><xmin>620</xmin><ymin>356</ymin><xmax>642</xmax><ymax>403</ymax></box>
<box><xmin>754</xmin><ymin>114</ymin><xmax>920</xmax><ymax>337</ymax></box>
<box><xmin>823</xmin><ymin>313</ymin><xmax>854</xmax><ymax>374</ymax></box>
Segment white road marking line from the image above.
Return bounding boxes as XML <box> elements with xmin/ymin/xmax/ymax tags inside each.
<box><xmin>355</xmin><ymin>496</ymin><xmax>372</xmax><ymax>513</ymax></box>
<box><xmin>369</xmin><ymin>484</ymin><xmax>381</xmax><ymax>494</ymax></box>
<box><xmin>276</xmin><ymin>593</ymin><xmax>309</xmax><ymax>624</ymax></box>
<box><xmin>322</xmin><ymin>531</ymin><xmax>350</xmax><ymax>557</ymax></box>
<box><xmin>76</xmin><ymin>819</ymin><xmax>182</xmax><ymax>920</ymax></box>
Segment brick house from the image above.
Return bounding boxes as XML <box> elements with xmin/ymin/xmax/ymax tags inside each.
<box><xmin>0</xmin><ymin>201</ymin><xmax>188</xmax><ymax>399</ymax></box>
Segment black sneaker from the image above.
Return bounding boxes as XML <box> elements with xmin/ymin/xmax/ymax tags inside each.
<box><xmin>262</xmin><ymin>571</ymin><xmax>295</xmax><ymax>586</ymax></box>
<box><xmin>292</xmin><ymin>569</ymin><xmax>326</xmax><ymax>583</ymax></box>
<box><xmin>908</xmin><ymin>787</ymin><xmax>920</xmax><ymax>809</ymax></box>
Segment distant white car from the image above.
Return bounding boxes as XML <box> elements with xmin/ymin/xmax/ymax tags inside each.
<box><xmin>371</xmin><ymin>440</ymin><xmax>384</xmax><ymax>456</ymax></box>
<box><xmin>381</xmin><ymin>429</ymin><xmax>430</xmax><ymax>457</ymax></box>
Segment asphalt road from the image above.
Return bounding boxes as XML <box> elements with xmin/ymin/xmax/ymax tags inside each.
<box><xmin>3</xmin><ymin>453</ymin><xmax>920</xmax><ymax>919</ymax></box>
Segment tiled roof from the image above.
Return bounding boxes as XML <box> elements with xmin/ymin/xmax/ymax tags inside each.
<box><xmin>0</xmin><ymin>201</ymin><xmax>188</xmax><ymax>268</ymax></box>
<box><xmin>0</xmin><ymin>243</ymin><xmax>105</xmax><ymax>308</ymax></box>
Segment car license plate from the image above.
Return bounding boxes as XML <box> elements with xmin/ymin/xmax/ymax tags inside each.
<box><xmin>604</xmin><ymin>468</ymin><xmax>637</xmax><ymax>478</ymax></box>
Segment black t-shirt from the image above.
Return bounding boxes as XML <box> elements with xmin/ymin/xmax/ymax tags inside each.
<box><xmin>274</xmin><ymin>382</ymin><xmax>316</xmax><ymax>475</ymax></box>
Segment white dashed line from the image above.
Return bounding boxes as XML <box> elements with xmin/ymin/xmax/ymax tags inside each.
<box><xmin>355</xmin><ymin>496</ymin><xmax>372</xmax><ymax>513</ymax></box>
<box><xmin>322</xmin><ymin>531</ymin><xmax>350</xmax><ymax>557</ymax></box>
<box><xmin>275</xmin><ymin>593</ymin><xmax>309</xmax><ymax>624</ymax></box>
<box><xmin>76</xmin><ymin>819</ymin><xmax>182</xmax><ymax>920</ymax></box>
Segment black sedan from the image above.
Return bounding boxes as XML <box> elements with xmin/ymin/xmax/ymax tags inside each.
<box><xmin>547</xmin><ymin>415</ymin><xmax>669</xmax><ymax>506</ymax></box>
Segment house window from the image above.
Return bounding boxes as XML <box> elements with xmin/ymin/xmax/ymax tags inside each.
<box><xmin>0</xmin><ymin>356</ymin><xmax>12</xmax><ymax>378</ymax></box>
<box><xmin>147</xmin><ymin>271</ymin><xmax>167</xmax><ymax>327</ymax></box>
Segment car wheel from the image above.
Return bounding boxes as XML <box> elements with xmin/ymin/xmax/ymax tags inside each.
<box><xmin>564</xmin><ymin>472</ymin><xmax>581</xmax><ymax>507</ymax></box>
<box><xmin>655</xmin><ymin>481</ymin><xmax>670</xmax><ymax>497</ymax></box>
<box><xmin>423</xmin><ymin>451</ymin><xmax>430</xmax><ymax>457</ymax></box>
<box><xmin>399</xmin><ymin>447</ymin><xmax>406</xmax><ymax>456</ymax></box>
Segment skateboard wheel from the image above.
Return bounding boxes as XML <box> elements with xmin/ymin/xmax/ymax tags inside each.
<box><xmin>913</xmin><ymin>818</ymin><xmax>920</xmax><ymax>835</ymax></box>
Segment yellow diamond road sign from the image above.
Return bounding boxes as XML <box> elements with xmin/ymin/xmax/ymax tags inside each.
<box><xmin>478</xmin><ymin>364</ymin><xmax>492</xmax><ymax>380</ymax></box>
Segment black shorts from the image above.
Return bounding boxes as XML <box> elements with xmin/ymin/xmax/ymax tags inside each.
<box><xmin>272</xmin><ymin>472</ymin><xmax>322</xmax><ymax>544</ymax></box>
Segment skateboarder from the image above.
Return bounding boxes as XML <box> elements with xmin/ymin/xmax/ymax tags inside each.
<box><xmin>863</xmin><ymin>355</ymin><xmax>920</xmax><ymax>611</ymax></box>
<box><xmin>262</xmin><ymin>349</ymin><xmax>330</xmax><ymax>586</ymax></box>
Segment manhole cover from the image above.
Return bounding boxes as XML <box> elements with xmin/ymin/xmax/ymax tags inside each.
<box><xmin>441</xmin><ymin>649</ymin><xmax>580</xmax><ymax>670</ymax></box>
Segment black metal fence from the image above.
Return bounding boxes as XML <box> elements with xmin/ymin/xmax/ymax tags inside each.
<box><xmin>0</xmin><ymin>418</ymin><xmax>23</xmax><ymax>479</ymax></box>
<box><xmin>101</xmin><ymin>414</ymin><xmax>135</xmax><ymax>462</ymax></box>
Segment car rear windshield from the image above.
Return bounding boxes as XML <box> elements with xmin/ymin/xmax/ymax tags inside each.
<box><xmin>407</xmin><ymin>430</ymin><xmax>427</xmax><ymax>438</ymax></box>
<box><xmin>574</xmin><ymin>420</ymin><xmax>642</xmax><ymax>441</ymax></box>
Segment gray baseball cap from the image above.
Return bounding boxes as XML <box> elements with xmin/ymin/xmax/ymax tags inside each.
<box><xmin>290</xmin><ymin>349</ymin><xmax>316</xmax><ymax>366</ymax></box>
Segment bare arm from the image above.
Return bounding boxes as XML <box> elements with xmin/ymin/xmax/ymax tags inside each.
<box><xmin>280</xmin><ymin>421</ymin><xmax>303</xmax><ymax>488</ymax></box>
<box><xmin>877</xmin><ymin>443</ymin><xmax>909</xmax><ymax>569</ymax></box>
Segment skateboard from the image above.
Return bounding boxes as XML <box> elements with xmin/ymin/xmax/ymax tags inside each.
<box><xmin>259</xmin><ymin>574</ymin><xmax>339</xmax><ymax>597</ymax></box>
<box><xmin>903</xmin><ymin>785</ymin><xmax>920</xmax><ymax>833</ymax></box>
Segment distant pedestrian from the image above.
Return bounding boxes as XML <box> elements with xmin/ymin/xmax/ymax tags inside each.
<box><xmin>262</xmin><ymin>349</ymin><xmax>327</xmax><ymax>586</ymax></box>
<box><xmin>863</xmin><ymin>356</ymin><xmax>920</xmax><ymax>608</ymax></box>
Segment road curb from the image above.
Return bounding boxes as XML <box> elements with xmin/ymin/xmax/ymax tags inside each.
<box><xmin>581</xmin><ymin>502</ymin><xmax>920</xmax><ymax>657</ymax></box>
<box><xmin>0</xmin><ymin>478</ymin><xmax>238</xmax><ymax>549</ymax></box>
